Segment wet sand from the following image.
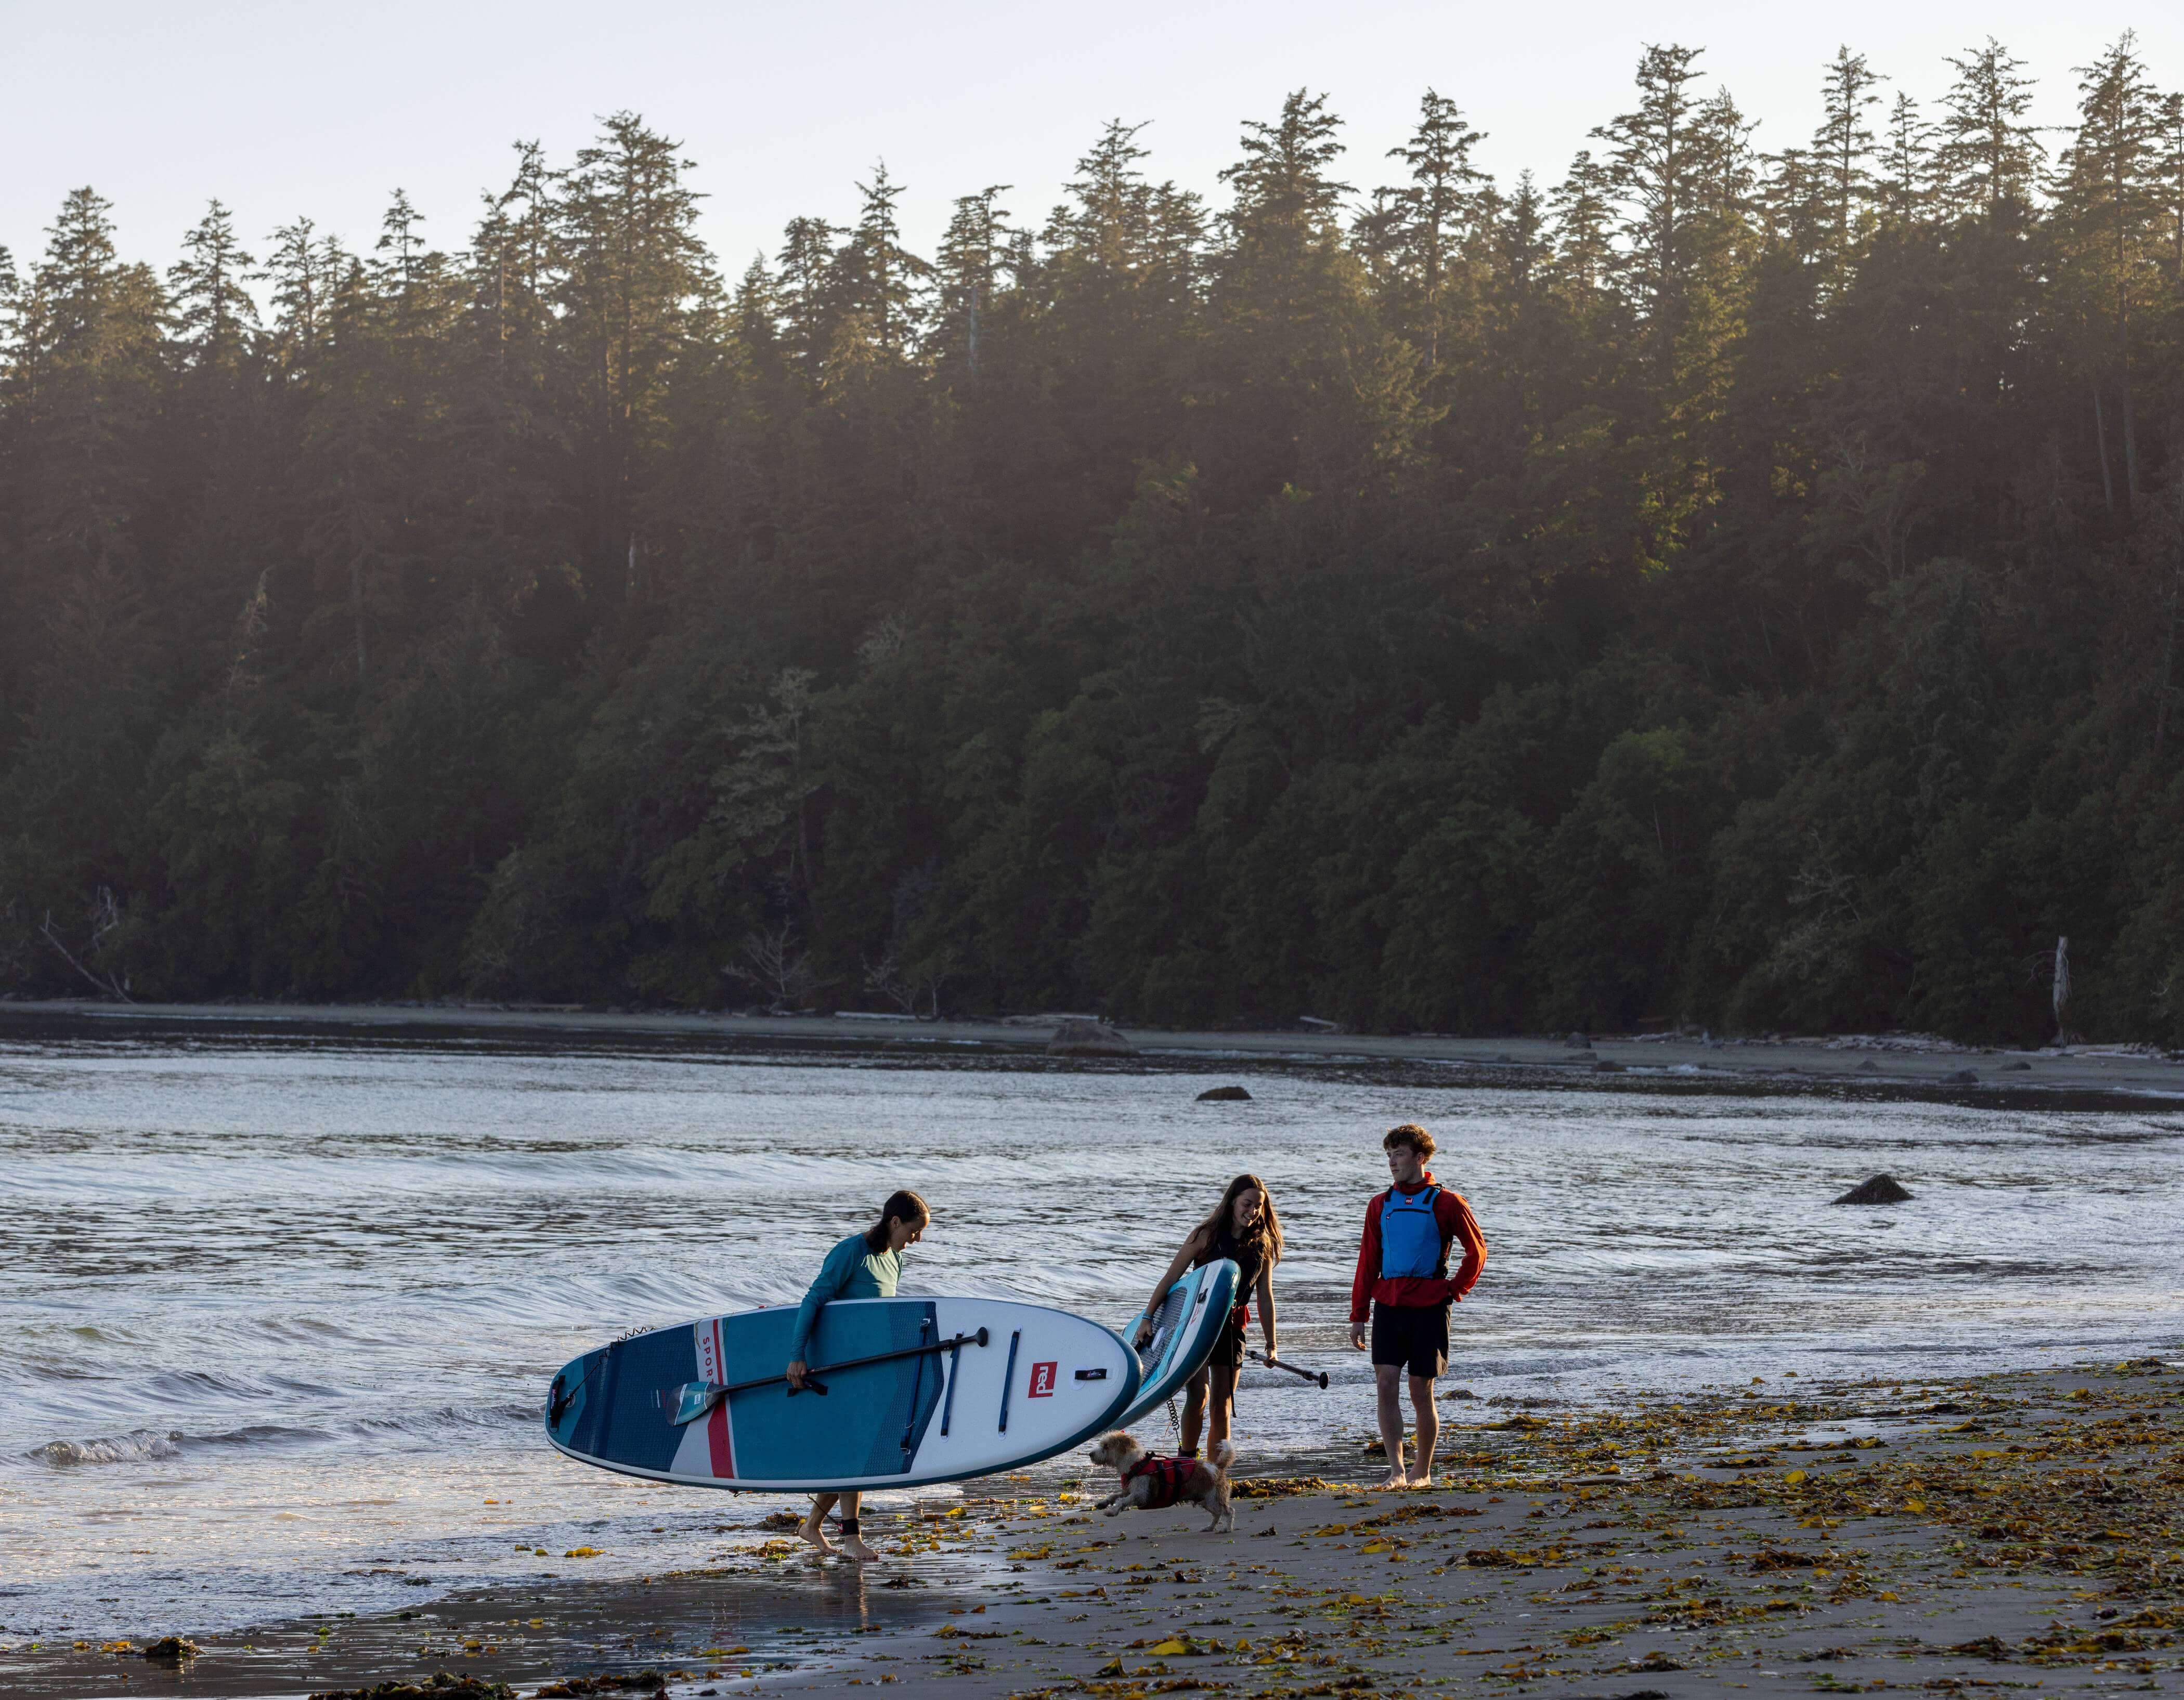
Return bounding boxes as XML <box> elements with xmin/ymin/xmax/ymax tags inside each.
<box><xmin>11</xmin><ymin>1355</ymin><xmax>2177</xmax><ymax>1698</ymax></box>
<box><xmin>7</xmin><ymin>999</ymin><xmax>2183</xmax><ymax>1103</ymax></box>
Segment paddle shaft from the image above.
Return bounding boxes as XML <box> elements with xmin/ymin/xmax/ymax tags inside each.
<box><xmin>761</xmin><ymin>1327</ymin><xmax>989</xmax><ymax>1398</ymax></box>
<box><xmin>1249</xmin><ymin>1349</ymin><xmax>1329</xmax><ymax>1389</ymax></box>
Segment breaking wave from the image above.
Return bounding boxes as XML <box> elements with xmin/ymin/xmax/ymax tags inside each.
<box><xmin>29</xmin><ymin>1427</ymin><xmax>183</xmax><ymax>1466</ymax></box>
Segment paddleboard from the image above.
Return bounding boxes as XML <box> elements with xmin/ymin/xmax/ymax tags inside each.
<box><xmin>1116</xmin><ymin>1258</ymin><xmax>1239</xmax><ymax>1427</ymax></box>
<box><xmin>545</xmin><ymin>1297</ymin><xmax>1139</xmax><ymax>1492</ymax></box>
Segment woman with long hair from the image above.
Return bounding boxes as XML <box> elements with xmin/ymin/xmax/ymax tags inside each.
<box><xmin>1135</xmin><ymin>1173</ymin><xmax>1282</xmax><ymax>1460</ymax></box>
<box><xmin>787</xmin><ymin>1187</ymin><xmax>931</xmax><ymax>1560</ymax></box>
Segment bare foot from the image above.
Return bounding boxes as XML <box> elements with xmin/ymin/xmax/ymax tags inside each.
<box><xmin>843</xmin><ymin>1531</ymin><xmax>879</xmax><ymax>1562</ymax></box>
<box><xmin>1377</xmin><ymin>1469</ymin><xmax>1409</xmax><ymax>1490</ymax></box>
<box><xmin>799</xmin><ymin>1506</ymin><xmax>836</xmax><ymax>1555</ymax></box>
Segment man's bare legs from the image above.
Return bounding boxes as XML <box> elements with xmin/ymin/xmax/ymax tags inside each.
<box><xmin>1179</xmin><ymin>1364</ymin><xmax>1238</xmax><ymax>1456</ymax></box>
<box><xmin>800</xmin><ymin>1489</ymin><xmax>875</xmax><ymax>1559</ymax></box>
<box><xmin>1373</xmin><ymin>1366</ymin><xmax>1439</xmax><ymax>1486</ymax></box>
<box><xmin>1372</xmin><ymin>1363</ymin><xmax>1408</xmax><ymax>1487</ymax></box>
<box><xmin>1407</xmin><ymin>1374</ymin><xmax>1439</xmax><ymax>1485</ymax></box>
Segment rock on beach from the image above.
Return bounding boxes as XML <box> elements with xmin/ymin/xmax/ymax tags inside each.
<box><xmin>1196</xmin><ymin>1084</ymin><xmax>1252</xmax><ymax>1101</ymax></box>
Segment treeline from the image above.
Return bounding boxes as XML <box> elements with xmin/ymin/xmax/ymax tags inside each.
<box><xmin>6</xmin><ymin>38</ymin><xmax>2184</xmax><ymax>1043</ymax></box>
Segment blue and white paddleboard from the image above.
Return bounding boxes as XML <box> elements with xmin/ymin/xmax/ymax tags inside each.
<box><xmin>545</xmin><ymin>1297</ymin><xmax>1139</xmax><ymax>1493</ymax></box>
<box><xmin>1116</xmin><ymin>1258</ymin><xmax>1239</xmax><ymax>1427</ymax></box>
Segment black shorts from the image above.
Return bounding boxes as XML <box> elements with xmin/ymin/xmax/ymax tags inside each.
<box><xmin>1370</xmin><ymin>1301</ymin><xmax>1449</xmax><ymax>1379</ymax></box>
<box><xmin>1189</xmin><ymin>1312</ymin><xmax>1247</xmax><ymax>1379</ymax></box>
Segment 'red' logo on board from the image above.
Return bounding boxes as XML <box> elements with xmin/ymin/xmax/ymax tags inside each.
<box><xmin>1027</xmin><ymin>1361</ymin><xmax>1058</xmax><ymax>1397</ymax></box>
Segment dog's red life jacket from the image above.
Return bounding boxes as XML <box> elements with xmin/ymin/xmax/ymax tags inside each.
<box><xmin>1122</xmin><ymin>1453</ymin><xmax>1198</xmax><ymax>1509</ymax></box>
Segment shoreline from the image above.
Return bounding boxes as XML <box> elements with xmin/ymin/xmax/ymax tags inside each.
<box><xmin>7</xmin><ymin>1354</ymin><xmax>2179</xmax><ymax>1698</ymax></box>
<box><xmin>7</xmin><ymin>997</ymin><xmax>2184</xmax><ymax>1104</ymax></box>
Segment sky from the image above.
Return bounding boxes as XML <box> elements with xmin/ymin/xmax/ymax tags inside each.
<box><xmin>7</xmin><ymin>0</ymin><xmax>2184</xmax><ymax>284</ymax></box>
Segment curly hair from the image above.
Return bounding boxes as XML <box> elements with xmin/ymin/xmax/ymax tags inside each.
<box><xmin>1382</xmin><ymin>1122</ymin><xmax>1437</xmax><ymax>1159</ymax></box>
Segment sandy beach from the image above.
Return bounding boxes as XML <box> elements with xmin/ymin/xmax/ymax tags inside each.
<box><xmin>6</xmin><ymin>999</ymin><xmax>2183</xmax><ymax>1104</ymax></box>
<box><xmin>9</xmin><ymin>1354</ymin><xmax>2177</xmax><ymax>1699</ymax></box>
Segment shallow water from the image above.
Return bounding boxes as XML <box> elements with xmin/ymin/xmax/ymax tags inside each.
<box><xmin>2</xmin><ymin>1015</ymin><xmax>2179</xmax><ymax>1640</ymax></box>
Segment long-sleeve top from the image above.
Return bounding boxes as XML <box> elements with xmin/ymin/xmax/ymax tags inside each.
<box><xmin>1348</xmin><ymin>1170</ymin><xmax>1486</xmax><ymax>1323</ymax></box>
<box><xmin>788</xmin><ymin>1232</ymin><xmax>903</xmax><ymax>1364</ymax></box>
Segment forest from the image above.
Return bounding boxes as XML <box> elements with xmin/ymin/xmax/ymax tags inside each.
<box><xmin>5</xmin><ymin>37</ymin><xmax>2184</xmax><ymax>1044</ymax></box>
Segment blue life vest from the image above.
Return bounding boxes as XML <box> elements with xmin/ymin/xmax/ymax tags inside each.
<box><xmin>1378</xmin><ymin>1185</ymin><xmax>1444</xmax><ymax>1279</ymax></box>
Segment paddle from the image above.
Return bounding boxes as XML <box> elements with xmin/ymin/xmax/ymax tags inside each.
<box><xmin>665</xmin><ymin>1327</ymin><xmax>991</xmax><ymax>1424</ymax></box>
<box><xmin>1249</xmin><ymin>1349</ymin><xmax>1329</xmax><ymax>1389</ymax></box>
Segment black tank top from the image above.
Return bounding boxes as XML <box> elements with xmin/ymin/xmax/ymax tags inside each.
<box><xmin>1195</xmin><ymin>1224</ymin><xmax>1266</xmax><ymax>1299</ymax></box>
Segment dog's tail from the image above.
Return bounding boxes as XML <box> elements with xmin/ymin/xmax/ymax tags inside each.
<box><xmin>1211</xmin><ymin>1438</ymin><xmax>1236</xmax><ymax>1480</ymax></box>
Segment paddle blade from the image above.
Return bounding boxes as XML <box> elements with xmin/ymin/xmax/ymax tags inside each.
<box><xmin>668</xmin><ymin>1381</ymin><xmax>724</xmax><ymax>1427</ymax></box>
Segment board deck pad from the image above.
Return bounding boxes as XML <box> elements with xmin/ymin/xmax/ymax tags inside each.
<box><xmin>546</xmin><ymin>1297</ymin><xmax>1138</xmax><ymax>1492</ymax></box>
<box><xmin>1117</xmin><ymin>1258</ymin><xmax>1238</xmax><ymax>1427</ymax></box>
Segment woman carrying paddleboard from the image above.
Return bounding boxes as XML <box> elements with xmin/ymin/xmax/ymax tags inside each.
<box><xmin>787</xmin><ymin>1188</ymin><xmax>931</xmax><ymax>1560</ymax></box>
<box><xmin>1136</xmin><ymin>1174</ymin><xmax>1282</xmax><ymax>1460</ymax></box>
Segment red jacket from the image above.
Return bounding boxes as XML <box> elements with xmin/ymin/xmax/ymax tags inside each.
<box><xmin>1349</xmin><ymin>1171</ymin><xmax>1486</xmax><ymax>1323</ymax></box>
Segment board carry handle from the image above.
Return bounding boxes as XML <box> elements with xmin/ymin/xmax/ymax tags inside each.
<box><xmin>997</xmin><ymin>1329</ymin><xmax>1022</xmax><ymax>1434</ymax></box>
<box><xmin>667</xmin><ymin>1328</ymin><xmax>991</xmax><ymax>1426</ymax></box>
<box><xmin>1248</xmin><ymin>1349</ymin><xmax>1330</xmax><ymax>1389</ymax></box>
<box><xmin>940</xmin><ymin>1332</ymin><xmax>963</xmax><ymax>1437</ymax></box>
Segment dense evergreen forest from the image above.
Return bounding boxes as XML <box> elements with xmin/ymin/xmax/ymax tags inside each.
<box><xmin>7</xmin><ymin>37</ymin><xmax>2184</xmax><ymax>1043</ymax></box>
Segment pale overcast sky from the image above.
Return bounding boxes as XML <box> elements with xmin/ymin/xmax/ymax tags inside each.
<box><xmin>7</xmin><ymin>0</ymin><xmax>2183</xmax><ymax>281</ymax></box>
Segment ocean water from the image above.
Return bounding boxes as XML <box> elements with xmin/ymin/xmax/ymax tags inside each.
<box><xmin>2</xmin><ymin>1015</ymin><xmax>2179</xmax><ymax>1640</ymax></box>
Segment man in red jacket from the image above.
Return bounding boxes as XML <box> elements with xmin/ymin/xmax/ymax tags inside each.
<box><xmin>1349</xmin><ymin>1122</ymin><xmax>1486</xmax><ymax>1488</ymax></box>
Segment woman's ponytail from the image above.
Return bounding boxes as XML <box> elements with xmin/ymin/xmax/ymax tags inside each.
<box><xmin>864</xmin><ymin>1188</ymin><xmax>931</xmax><ymax>1252</ymax></box>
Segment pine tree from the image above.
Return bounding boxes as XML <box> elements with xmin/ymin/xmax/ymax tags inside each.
<box><xmin>1591</xmin><ymin>44</ymin><xmax>1713</xmax><ymax>341</ymax></box>
<box><xmin>1934</xmin><ymin>38</ymin><xmax>2043</xmax><ymax>227</ymax></box>
<box><xmin>168</xmin><ymin>201</ymin><xmax>258</xmax><ymax>367</ymax></box>
<box><xmin>1549</xmin><ymin>150</ymin><xmax>1618</xmax><ymax>294</ymax></box>
<box><xmin>1878</xmin><ymin>94</ymin><xmax>1934</xmax><ymax>227</ymax></box>
<box><xmin>2154</xmin><ymin>93</ymin><xmax>2184</xmax><ymax>283</ymax></box>
<box><xmin>833</xmin><ymin>162</ymin><xmax>931</xmax><ymax>360</ymax></box>
<box><xmin>1383</xmin><ymin>90</ymin><xmax>1489</xmax><ymax>365</ymax></box>
<box><xmin>935</xmin><ymin>185</ymin><xmax>1011</xmax><ymax>376</ymax></box>
<box><xmin>2057</xmin><ymin>33</ymin><xmax>2160</xmax><ymax>509</ymax></box>
<box><xmin>776</xmin><ymin>215</ymin><xmax>839</xmax><ymax>379</ymax></box>
<box><xmin>552</xmin><ymin>113</ymin><xmax>711</xmax><ymax>606</ymax></box>
<box><xmin>1812</xmin><ymin>47</ymin><xmax>1883</xmax><ymax>262</ymax></box>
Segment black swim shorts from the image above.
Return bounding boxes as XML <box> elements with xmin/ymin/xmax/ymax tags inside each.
<box><xmin>1369</xmin><ymin>1300</ymin><xmax>1449</xmax><ymax>1378</ymax></box>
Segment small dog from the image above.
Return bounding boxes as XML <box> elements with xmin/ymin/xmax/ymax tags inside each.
<box><xmin>1087</xmin><ymin>1431</ymin><xmax>1236</xmax><ymax>1533</ymax></box>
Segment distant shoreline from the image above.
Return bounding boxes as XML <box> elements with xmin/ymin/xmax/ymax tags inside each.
<box><xmin>5</xmin><ymin>996</ymin><xmax>2182</xmax><ymax>1103</ymax></box>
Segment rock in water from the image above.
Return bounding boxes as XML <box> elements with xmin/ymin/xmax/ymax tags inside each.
<box><xmin>1592</xmin><ymin>1058</ymin><xmax>1625</xmax><ymax>1073</ymax></box>
<box><xmin>1945</xmin><ymin>1067</ymin><xmax>1978</xmax><ymax>1083</ymax></box>
<box><xmin>1048</xmin><ymin>1018</ymin><xmax>1135</xmax><ymax>1057</ymax></box>
<box><xmin>1832</xmin><ymin>1173</ymin><xmax>1914</xmax><ymax>1206</ymax></box>
<box><xmin>1197</xmin><ymin>1084</ymin><xmax>1252</xmax><ymax>1101</ymax></box>
<box><xmin>1564</xmin><ymin>1031</ymin><xmax>1593</xmax><ymax>1049</ymax></box>
<box><xmin>1856</xmin><ymin>1058</ymin><xmax>1881</xmax><ymax>1073</ymax></box>
<box><xmin>143</xmin><ymin>1640</ymin><xmax>200</xmax><ymax>1664</ymax></box>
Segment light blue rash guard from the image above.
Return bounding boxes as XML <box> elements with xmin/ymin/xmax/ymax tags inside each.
<box><xmin>788</xmin><ymin>1232</ymin><xmax>903</xmax><ymax>1364</ymax></box>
